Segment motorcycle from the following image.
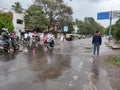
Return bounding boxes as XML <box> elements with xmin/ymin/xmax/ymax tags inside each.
<box><xmin>0</xmin><ymin>36</ymin><xmax>19</xmax><ymax>53</ymax></box>
<box><xmin>46</xmin><ymin>39</ymin><xmax>55</xmax><ymax>50</ymax></box>
<box><xmin>32</xmin><ymin>36</ymin><xmax>39</xmax><ymax>48</ymax></box>
<box><xmin>0</xmin><ymin>37</ymin><xmax>5</xmax><ymax>51</ymax></box>
<box><xmin>10</xmin><ymin>36</ymin><xmax>19</xmax><ymax>51</ymax></box>
<box><xmin>0</xmin><ymin>38</ymin><xmax>10</xmax><ymax>52</ymax></box>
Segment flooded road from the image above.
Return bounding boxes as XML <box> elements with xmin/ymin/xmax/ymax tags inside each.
<box><xmin>0</xmin><ymin>37</ymin><xmax>116</xmax><ymax>90</ymax></box>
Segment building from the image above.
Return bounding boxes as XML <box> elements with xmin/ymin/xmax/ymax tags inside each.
<box><xmin>73</xmin><ymin>25</ymin><xmax>79</xmax><ymax>34</ymax></box>
<box><xmin>12</xmin><ymin>11</ymin><xmax>25</xmax><ymax>37</ymax></box>
<box><xmin>0</xmin><ymin>8</ymin><xmax>25</xmax><ymax>37</ymax></box>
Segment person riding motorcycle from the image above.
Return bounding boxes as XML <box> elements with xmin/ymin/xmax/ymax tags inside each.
<box><xmin>47</xmin><ymin>33</ymin><xmax>55</xmax><ymax>47</ymax></box>
<box><xmin>32</xmin><ymin>31</ymin><xmax>39</xmax><ymax>48</ymax></box>
<box><xmin>43</xmin><ymin>33</ymin><xmax>48</xmax><ymax>46</ymax></box>
<box><xmin>1</xmin><ymin>29</ymin><xmax>13</xmax><ymax>52</ymax></box>
<box><xmin>10</xmin><ymin>32</ymin><xmax>19</xmax><ymax>51</ymax></box>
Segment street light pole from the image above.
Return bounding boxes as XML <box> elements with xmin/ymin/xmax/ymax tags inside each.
<box><xmin>109</xmin><ymin>11</ymin><xmax>112</xmax><ymax>42</ymax></box>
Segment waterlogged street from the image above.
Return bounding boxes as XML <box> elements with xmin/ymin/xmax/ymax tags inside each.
<box><xmin>0</xmin><ymin>37</ymin><xmax>120</xmax><ymax>90</ymax></box>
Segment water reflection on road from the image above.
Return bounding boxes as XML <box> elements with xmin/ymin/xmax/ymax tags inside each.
<box><xmin>26</xmin><ymin>44</ymin><xmax>71</xmax><ymax>82</ymax></box>
<box><xmin>0</xmin><ymin>38</ymin><xmax>115</xmax><ymax>90</ymax></box>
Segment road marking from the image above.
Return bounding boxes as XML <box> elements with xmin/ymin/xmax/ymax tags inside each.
<box><xmin>68</xmin><ymin>81</ymin><xmax>73</xmax><ymax>86</ymax></box>
<box><xmin>9</xmin><ymin>65</ymin><xmax>28</xmax><ymax>73</ymax></box>
<box><xmin>73</xmin><ymin>75</ymin><xmax>78</xmax><ymax>80</ymax></box>
<box><xmin>77</xmin><ymin>62</ymin><xmax>83</xmax><ymax>72</ymax></box>
<box><xmin>68</xmin><ymin>62</ymin><xmax>83</xmax><ymax>86</ymax></box>
<box><xmin>83</xmin><ymin>81</ymin><xmax>97</xmax><ymax>90</ymax></box>
<box><xmin>83</xmin><ymin>72</ymin><xmax>98</xmax><ymax>90</ymax></box>
<box><xmin>78</xmin><ymin>62</ymin><xmax>83</xmax><ymax>69</ymax></box>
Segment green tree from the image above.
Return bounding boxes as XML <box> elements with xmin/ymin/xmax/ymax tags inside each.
<box><xmin>105</xmin><ymin>24</ymin><xmax>116</xmax><ymax>36</ymax></box>
<box><xmin>75</xmin><ymin>17</ymin><xmax>104</xmax><ymax>35</ymax></box>
<box><xmin>105</xmin><ymin>18</ymin><xmax>120</xmax><ymax>41</ymax></box>
<box><xmin>11</xmin><ymin>2</ymin><xmax>23</xmax><ymax>13</ymax></box>
<box><xmin>34</xmin><ymin>0</ymin><xmax>73</xmax><ymax>31</ymax></box>
<box><xmin>0</xmin><ymin>12</ymin><xmax>14</xmax><ymax>33</ymax></box>
<box><xmin>84</xmin><ymin>17</ymin><xmax>104</xmax><ymax>34</ymax></box>
<box><xmin>24</xmin><ymin>5</ymin><xmax>48</xmax><ymax>32</ymax></box>
<box><xmin>114</xmin><ymin>18</ymin><xmax>120</xmax><ymax>40</ymax></box>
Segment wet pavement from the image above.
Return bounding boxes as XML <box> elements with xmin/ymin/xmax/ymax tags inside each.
<box><xmin>0</xmin><ymin>37</ymin><xmax>118</xmax><ymax>90</ymax></box>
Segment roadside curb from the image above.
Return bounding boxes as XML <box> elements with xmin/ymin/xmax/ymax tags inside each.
<box><xmin>111</xmin><ymin>44</ymin><xmax>120</xmax><ymax>49</ymax></box>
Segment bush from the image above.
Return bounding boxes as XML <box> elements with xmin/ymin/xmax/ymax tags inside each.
<box><xmin>0</xmin><ymin>13</ymin><xmax>14</xmax><ymax>32</ymax></box>
<box><xmin>115</xmin><ymin>40</ymin><xmax>120</xmax><ymax>44</ymax></box>
<box><xmin>106</xmin><ymin>55</ymin><xmax>120</xmax><ymax>66</ymax></box>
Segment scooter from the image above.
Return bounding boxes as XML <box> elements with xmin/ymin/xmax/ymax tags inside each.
<box><xmin>10</xmin><ymin>36</ymin><xmax>19</xmax><ymax>51</ymax></box>
<box><xmin>0</xmin><ymin>37</ymin><xmax>19</xmax><ymax>53</ymax></box>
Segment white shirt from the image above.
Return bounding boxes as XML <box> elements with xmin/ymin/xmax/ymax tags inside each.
<box><xmin>24</xmin><ymin>33</ymin><xmax>28</xmax><ymax>38</ymax></box>
<box><xmin>47</xmin><ymin>34</ymin><xmax>54</xmax><ymax>42</ymax></box>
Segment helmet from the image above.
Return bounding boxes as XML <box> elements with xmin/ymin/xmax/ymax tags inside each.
<box><xmin>2</xmin><ymin>28</ymin><xmax>8</xmax><ymax>32</ymax></box>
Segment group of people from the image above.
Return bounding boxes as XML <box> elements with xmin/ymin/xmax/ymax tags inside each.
<box><xmin>43</xmin><ymin>32</ymin><xmax>55</xmax><ymax>47</ymax></box>
<box><xmin>1</xmin><ymin>28</ymin><xmax>102</xmax><ymax>55</ymax></box>
<box><xmin>22</xmin><ymin>31</ymin><xmax>40</xmax><ymax>48</ymax></box>
<box><xmin>21</xmin><ymin>31</ymin><xmax>55</xmax><ymax>48</ymax></box>
<box><xmin>43</xmin><ymin>30</ymin><xmax>102</xmax><ymax>56</ymax></box>
<box><xmin>0</xmin><ymin>28</ymin><xmax>55</xmax><ymax>52</ymax></box>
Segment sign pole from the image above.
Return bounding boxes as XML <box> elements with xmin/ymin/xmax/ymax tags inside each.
<box><xmin>97</xmin><ymin>10</ymin><xmax>120</xmax><ymax>42</ymax></box>
<box><xmin>109</xmin><ymin>11</ymin><xmax>112</xmax><ymax>42</ymax></box>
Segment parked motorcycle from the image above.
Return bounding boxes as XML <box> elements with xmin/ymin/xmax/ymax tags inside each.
<box><xmin>0</xmin><ymin>37</ymin><xmax>10</xmax><ymax>52</ymax></box>
<box><xmin>0</xmin><ymin>37</ymin><xmax>6</xmax><ymax>51</ymax></box>
<box><xmin>0</xmin><ymin>36</ymin><xmax>19</xmax><ymax>52</ymax></box>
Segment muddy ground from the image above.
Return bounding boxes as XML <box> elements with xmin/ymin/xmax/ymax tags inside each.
<box><xmin>98</xmin><ymin>54</ymin><xmax>120</xmax><ymax>90</ymax></box>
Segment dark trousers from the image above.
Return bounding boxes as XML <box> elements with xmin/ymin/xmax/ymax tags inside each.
<box><xmin>93</xmin><ymin>43</ymin><xmax>100</xmax><ymax>55</ymax></box>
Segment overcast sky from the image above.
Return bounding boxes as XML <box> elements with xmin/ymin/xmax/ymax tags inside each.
<box><xmin>0</xmin><ymin>0</ymin><xmax>120</xmax><ymax>27</ymax></box>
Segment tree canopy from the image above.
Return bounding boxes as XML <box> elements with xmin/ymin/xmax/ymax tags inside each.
<box><xmin>0</xmin><ymin>12</ymin><xmax>14</xmax><ymax>33</ymax></box>
<box><xmin>11</xmin><ymin>2</ymin><xmax>23</xmax><ymax>13</ymax></box>
<box><xmin>34</xmin><ymin>0</ymin><xmax>73</xmax><ymax>31</ymax></box>
<box><xmin>24</xmin><ymin>5</ymin><xmax>49</xmax><ymax>32</ymax></box>
<box><xmin>75</xmin><ymin>17</ymin><xmax>104</xmax><ymax>35</ymax></box>
<box><xmin>112</xmin><ymin>18</ymin><xmax>120</xmax><ymax>41</ymax></box>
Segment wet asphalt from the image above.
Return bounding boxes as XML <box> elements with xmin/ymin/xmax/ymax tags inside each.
<box><xmin>0</xmin><ymin>37</ymin><xmax>115</xmax><ymax>90</ymax></box>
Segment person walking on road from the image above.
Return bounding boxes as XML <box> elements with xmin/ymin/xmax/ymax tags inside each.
<box><xmin>92</xmin><ymin>31</ymin><xmax>102</xmax><ymax>56</ymax></box>
<box><xmin>60</xmin><ymin>34</ymin><xmax>65</xmax><ymax>42</ymax></box>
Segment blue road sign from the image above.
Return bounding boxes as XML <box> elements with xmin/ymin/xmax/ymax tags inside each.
<box><xmin>97</xmin><ymin>11</ymin><xmax>110</xmax><ymax>20</ymax></box>
<box><xmin>63</xmin><ymin>26</ymin><xmax>68</xmax><ymax>32</ymax></box>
